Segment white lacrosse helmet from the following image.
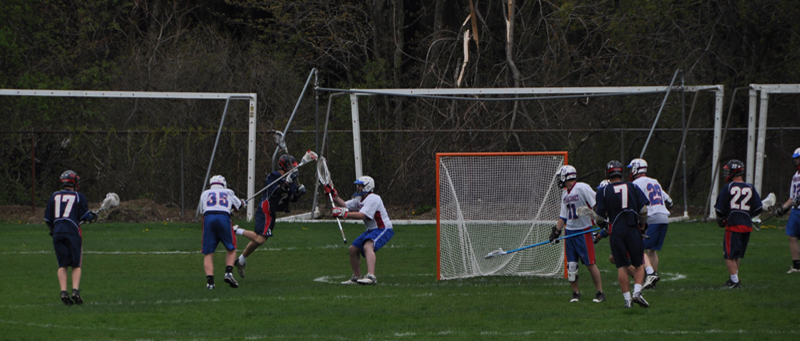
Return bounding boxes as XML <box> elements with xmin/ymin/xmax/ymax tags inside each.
<box><xmin>209</xmin><ymin>175</ymin><xmax>227</xmax><ymax>189</ymax></box>
<box><xmin>628</xmin><ymin>158</ymin><xmax>648</xmax><ymax>178</ymax></box>
<box><xmin>597</xmin><ymin>179</ymin><xmax>610</xmax><ymax>190</ymax></box>
<box><xmin>793</xmin><ymin>147</ymin><xmax>800</xmax><ymax>170</ymax></box>
<box><xmin>556</xmin><ymin>165</ymin><xmax>577</xmax><ymax>189</ymax></box>
<box><xmin>354</xmin><ymin>176</ymin><xmax>375</xmax><ymax>196</ymax></box>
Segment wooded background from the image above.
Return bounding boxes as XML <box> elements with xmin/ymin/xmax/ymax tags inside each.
<box><xmin>2</xmin><ymin>0</ymin><xmax>800</xmax><ymax>217</ymax></box>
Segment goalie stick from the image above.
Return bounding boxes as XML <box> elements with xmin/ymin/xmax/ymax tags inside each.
<box><xmin>316</xmin><ymin>156</ymin><xmax>347</xmax><ymax>244</ymax></box>
<box><xmin>484</xmin><ymin>227</ymin><xmax>600</xmax><ymax>259</ymax></box>
<box><xmin>246</xmin><ymin>150</ymin><xmax>318</xmax><ymax>202</ymax></box>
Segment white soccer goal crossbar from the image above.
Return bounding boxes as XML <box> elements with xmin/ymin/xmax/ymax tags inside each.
<box><xmin>0</xmin><ymin>89</ymin><xmax>259</xmax><ymax>220</ymax></box>
<box><xmin>436</xmin><ymin>152</ymin><xmax>567</xmax><ymax>280</ymax></box>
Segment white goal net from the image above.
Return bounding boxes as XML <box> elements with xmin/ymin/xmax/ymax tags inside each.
<box><xmin>437</xmin><ymin>152</ymin><xmax>567</xmax><ymax>280</ymax></box>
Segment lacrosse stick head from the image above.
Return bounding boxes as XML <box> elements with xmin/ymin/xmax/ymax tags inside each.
<box><xmin>484</xmin><ymin>248</ymin><xmax>506</xmax><ymax>259</ymax></box>
<box><xmin>100</xmin><ymin>193</ymin><xmax>120</xmax><ymax>211</ymax></box>
<box><xmin>273</xmin><ymin>131</ymin><xmax>286</xmax><ymax>148</ymax></box>
<box><xmin>576</xmin><ymin>205</ymin><xmax>599</xmax><ymax>221</ymax></box>
<box><xmin>317</xmin><ymin>156</ymin><xmax>334</xmax><ymax>187</ymax></box>
<box><xmin>762</xmin><ymin>193</ymin><xmax>776</xmax><ymax>210</ymax></box>
<box><xmin>299</xmin><ymin>150</ymin><xmax>318</xmax><ymax>166</ymax></box>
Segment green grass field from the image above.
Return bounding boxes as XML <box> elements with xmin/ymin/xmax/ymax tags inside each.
<box><xmin>0</xmin><ymin>219</ymin><xmax>798</xmax><ymax>340</ymax></box>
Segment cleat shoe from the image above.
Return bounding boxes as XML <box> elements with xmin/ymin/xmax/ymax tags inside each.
<box><xmin>593</xmin><ymin>291</ymin><xmax>606</xmax><ymax>303</ymax></box>
<box><xmin>224</xmin><ymin>272</ymin><xmax>239</xmax><ymax>288</ymax></box>
<box><xmin>623</xmin><ymin>300</ymin><xmax>632</xmax><ymax>308</ymax></box>
<box><xmin>643</xmin><ymin>273</ymin><xmax>659</xmax><ymax>290</ymax></box>
<box><xmin>726</xmin><ymin>279</ymin><xmax>741</xmax><ymax>289</ymax></box>
<box><xmin>234</xmin><ymin>258</ymin><xmax>246</xmax><ymax>278</ymax></box>
<box><xmin>570</xmin><ymin>292</ymin><xmax>581</xmax><ymax>303</ymax></box>
<box><xmin>207</xmin><ymin>284</ymin><xmax>215</xmax><ymax>290</ymax></box>
<box><xmin>341</xmin><ymin>275</ymin><xmax>360</xmax><ymax>285</ymax></box>
<box><xmin>632</xmin><ymin>292</ymin><xmax>650</xmax><ymax>308</ymax></box>
<box><xmin>60</xmin><ymin>291</ymin><xmax>74</xmax><ymax>306</ymax></box>
<box><xmin>357</xmin><ymin>273</ymin><xmax>377</xmax><ymax>285</ymax></box>
<box><xmin>71</xmin><ymin>289</ymin><xmax>83</xmax><ymax>305</ymax></box>
<box><xmin>787</xmin><ymin>267</ymin><xmax>800</xmax><ymax>274</ymax></box>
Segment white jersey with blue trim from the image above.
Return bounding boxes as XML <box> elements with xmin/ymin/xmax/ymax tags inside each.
<box><xmin>559</xmin><ymin>182</ymin><xmax>596</xmax><ymax>230</ymax></box>
<box><xmin>632</xmin><ymin>176</ymin><xmax>671</xmax><ymax>221</ymax></box>
<box><xmin>200</xmin><ymin>188</ymin><xmax>244</xmax><ymax>215</ymax></box>
<box><xmin>789</xmin><ymin>171</ymin><xmax>800</xmax><ymax>203</ymax></box>
<box><xmin>346</xmin><ymin>193</ymin><xmax>393</xmax><ymax>231</ymax></box>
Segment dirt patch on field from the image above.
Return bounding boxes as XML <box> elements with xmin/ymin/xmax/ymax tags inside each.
<box><xmin>1</xmin><ymin>199</ymin><xmax>436</xmax><ymax>224</ymax></box>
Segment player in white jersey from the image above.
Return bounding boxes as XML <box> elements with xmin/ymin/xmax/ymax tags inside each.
<box><xmin>199</xmin><ymin>175</ymin><xmax>246</xmax><ymax>289</ymax></box>
<box><xmin>331</xmin><ymin>176</ymin><xmax>394</xmax><ymax>285</ymax></box>
<box><xmin>773</xmin><ymin>148</ymin><xmax>800</xmax><ymax>273</ymax></box>
<box><xmin>549</xmin><ymin>165</ymin><xmax>605</xmax><ymax>303</ymax></box>
<box><xmin>628</xmin><ymin>158</ymin><xmax>673</xmax><ymax>289</ymax></box>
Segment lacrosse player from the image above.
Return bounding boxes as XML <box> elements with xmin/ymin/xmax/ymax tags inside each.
<box><xmin>330</xmin><ymin>176</ymin><xmax>394</xmax><ymax>285</ymax></box>
<box><xmin>628</xmin><ymin>158</ymin><xmax>673</xmax><ymax>289</ymax></box>
<box><xmin>232</xmin><ymin>154</ymin><xmax>306</xmax><ymax>278</ymax></box>
<box><xmin>595</xmin><ymin>161</ymin><xmax>651</xmax><ymax>308</ymax></box>
<box><xmin>714</xmin><ymin>160</ymin><xmax>763</xmax><ymax>289</ymax></box>
<box><xmin>44</xmin><ymin>170</ymin><xmax>97</xmax><ymax>305</ymax></box>
<box><xmin>199</xmin><ymin>175</ymin><xmax>246</xmax><ymax>289</ymax></box>
<box><xmin>771</xmin><ymin>147</ymin><xmax>800</xmax><ymax>273</ymax></box>
<box><xmin>549</xmin><ymin>165</ymin><xmax>605</xmax><ymax>303</ymax></box>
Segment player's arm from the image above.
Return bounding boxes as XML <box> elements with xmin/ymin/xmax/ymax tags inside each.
<box><xmin>775</xmin><ymin>198</ymin><xmax>795</xmax><ymax>217</ymax></box>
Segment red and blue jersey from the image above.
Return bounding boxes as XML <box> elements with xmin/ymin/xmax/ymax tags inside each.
<box><xmin>715</xmin><ymin>182</ymin><xmax>763</xmax><ymax>233</ymax></box>
<box><xmin>44</xmin><ymin>190</ymin><xmax>91</xmax><ymax>236</ymax></box>
<box><xmin>345</xmin><ymin>193</ymin><xmax>393</xmax><ymax>231</ymax></box>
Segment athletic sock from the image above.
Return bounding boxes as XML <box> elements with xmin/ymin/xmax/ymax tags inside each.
<box><xmin>207</xmin><ymin>275</ymin><xmax>214</xmax><ymax>285</ymax></box>
<box><xmin>793</xmin><ymin>260</ymin><xmax>800</xmax><ymax>269</ymax></box>
<box><xmin>226</xmin><ymin>266</ymin><xmax>233</xmax><ymax>273</ymax></box>
<box><xmin>633</xmin><ymin>284</ymin><xmax>643</xmax><ymax>293</ymax></box>
<box><xmin>622</xmin><ymin>292</ymin><xmax>631</xmax><ymax>301</ymax></box>
<box><xmin>730</xmin><ymin>274</ymin><xmax>739</xmax><ymax>283</ymax></box>
<box><xmin>235</xmin><ymin>227</ymin><xmax>244</xmax><ymax>236</ymax></box>
<box><xmin>238</xmin><ymin>255</ymin><xmax>247</xmax><ymax>264</ymax></box>
<box><xmin>645</xmin><ymin>266</ymin><xmax>654</xmax><ymax>275</ymax></box>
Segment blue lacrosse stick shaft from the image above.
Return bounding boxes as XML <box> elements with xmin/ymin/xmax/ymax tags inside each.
<box><xmin>504</xmin><ymin>227</ymin><xmax>600</xmax><ymax>255</ymax></box>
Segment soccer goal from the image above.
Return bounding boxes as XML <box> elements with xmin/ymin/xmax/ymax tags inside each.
<box><xmin>436</xmin><ymin>152</ymin><xmax>567</xmax><ymax>280</ymax></box>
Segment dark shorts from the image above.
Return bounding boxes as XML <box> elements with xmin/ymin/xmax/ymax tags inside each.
<box><xmin>609</xmin><ymin>224</ymin><xmax>644</xmax><ymax>268</ymax></box>
<box><xmin>565</xmin><ymin>227</ymin><xmax>596</xmax><ymax>265</ymax></box>
<box><xmin>254</xmin><ymin>199</ymin><xmax>276</xmax><ymax>238</ymax></box>
<box><xmin>352</xmin><ymin>228</ymin><xmax>394</xmax><ymax>257</ymax></box>
<box><xmin>202</xmin><ymin>213</ymin><xmax>236</xmax><ymax>255</ymax></box>
<box><xmin>643</xmin><ymin>223</ymin><xmax>669</xmax><ymax>251</ymax></box>
<box><xmin>53</xmin><ymin>233</ymin><xmax>82</xmax><ymax>268</ymax></box>
<box><xmin>723</xmin><ymin>230</ymin><xmax>750</xmax><ymax>259</ymax></box>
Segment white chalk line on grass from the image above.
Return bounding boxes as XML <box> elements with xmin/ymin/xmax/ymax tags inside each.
<box><xmin>1</xmin><ymin>243</ymin><xmax>431</xmax><ymax>256</ymax></box>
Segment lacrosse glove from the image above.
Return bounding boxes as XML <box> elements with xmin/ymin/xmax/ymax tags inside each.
<box><xmin>549</xmin><ymin>225</ymin><xmax>561</xmax><ymax>243</ymax></box>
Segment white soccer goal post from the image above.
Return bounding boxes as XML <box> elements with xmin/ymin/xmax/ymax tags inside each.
<box><xmin>436</xmin><ymin>152</ymin><xmax>567</xmax><ymax>280</ymax></box>
<box><xmin>0</xmin><ymin>89</ymin><xmax>259</xmax><ymax>221</ymax></box>
<box><xmin>748</xmin><ymin>84</ymin><xmax>800</xmax><ymax>196</ymax></box>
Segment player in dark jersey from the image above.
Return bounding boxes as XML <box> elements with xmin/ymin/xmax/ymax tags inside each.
<box><xmin>595</xmin><ymin>161</ymin><xmax>651</xmax><ymax>308</ymax></box>
<box><xmin>231</xmin><ymin>154</ymin><xmax>306</xmax><ymax>278</ymax></box>
<box><xmin>44</xmin><ymin>170</ymin><xmax>97</xmax><ymax>305</ymax></box>
<box><xmin>714</xmin><ymin>159</ymin><xmax>762</xmax><ymax>288</ymax></box>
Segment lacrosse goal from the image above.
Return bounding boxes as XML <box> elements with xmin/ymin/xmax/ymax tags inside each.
<box><xmin>436</xmin><ymin>152</ymin><xmax>568</xmax><ymax>280</ymax></box>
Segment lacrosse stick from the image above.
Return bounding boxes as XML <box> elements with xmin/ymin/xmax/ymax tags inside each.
<box><xmin>752</xmin><ymin>192</ymin><xmax>777</xmax><ymax>231</ymax></box>
<box><xmin>247</xmin><ymin>150</ymin><xmax>318</xmax><ymax>202</ymax></box>
<box><xmin>485</xmin><ymin>227</ymin><xmax>600</xmax><ymax>259</ymax></box>
<box><xmin>80</xmin><ymin>192</ymin><xmax>120</xmax><ymax>225</ymax></box>
<box><xmin>577</xmin><ymin>206</ymin><xmax>649</xmax><ymax>238</ymax></box>
<box><xmin>96</xmin><ymin>193</ymin><xmax>120</xmax><ymax>214</ymax></box>
<box><xmin>317</xmin><ymin>156</ymin><xmax>347</xmax><ymax>244</ymax></box>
